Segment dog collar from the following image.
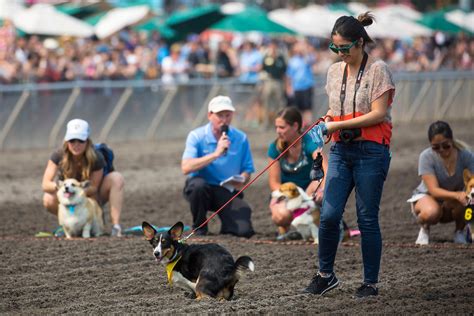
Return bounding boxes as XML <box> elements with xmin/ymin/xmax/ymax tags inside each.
<box><xmin>67</xmin><ymin>204</ymin><xmax>76</xmax><ymax>214</ymax></box>
<box><xmin>166</xmin><ymin>256</ymin><xmax>181</xmax><ymax>285</ymax></box>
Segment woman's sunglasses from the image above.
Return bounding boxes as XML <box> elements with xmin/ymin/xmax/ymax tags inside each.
<box><xmin>68</xmin><ymin>139</ymin><xmax>86</xmax><ymax>144</ymax></box>
<box><xmin>431</xmin><ymin>141</ymin><xmax>452</xmax><ymax>151</ymax></box>
<box><xmin>329</xmin><ymin>39</ymin><xmax>358</xmax><ymax>54</ymax></box>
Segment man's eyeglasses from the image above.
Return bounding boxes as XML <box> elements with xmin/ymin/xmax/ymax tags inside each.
<box><xmin>68</xmin><ymin>139</ymin><xmax>86</xmax><ymax>144</ymax></box>
<box><xmin>431</xmin><ymin>141</ymin><xmax>452</xmax><ymax>151</ymax></box>
<box><xmin>329</xmin><ymin>40</ymin><xmax>358</xmax><ymax>54</ymax></box>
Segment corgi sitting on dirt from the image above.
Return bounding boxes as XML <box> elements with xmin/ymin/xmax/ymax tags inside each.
<box><xmin>271</xmin><ymin>182</ymin><xmax>320</xmax><ymax>243</ymax></box>
<box><xmin>142</xmin><ymin>221</ymin><xmax>254</xmax><ymax>300</ymax></box>
<box><xmin>57</xmin><ymin>179</ymin><xmax>104</xmax><ymax>239</ymax></box>
<box><xmin>463</xmin><ymin>169</ymin><xmax>474</xmax><ymax>242</ymax></box>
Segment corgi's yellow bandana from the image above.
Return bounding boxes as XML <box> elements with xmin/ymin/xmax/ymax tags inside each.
<box><xmin>166</xmin><ymin>256</ymin><xmax>181</xmax><ymax>285</ymax></box>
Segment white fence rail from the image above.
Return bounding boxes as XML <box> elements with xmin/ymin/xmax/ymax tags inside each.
<box><xmin>0</xmin><ymin>71</ymin><xmax>472</xmax><ymax>150</ymax></box>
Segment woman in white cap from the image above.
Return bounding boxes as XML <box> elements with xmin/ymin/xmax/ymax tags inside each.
<box><xmin>41</xmin><ymin>119</ymin><xmax>125</xmax><ymax>237</ymax></box>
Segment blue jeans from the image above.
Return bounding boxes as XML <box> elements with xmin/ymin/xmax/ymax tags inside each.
<box><xmin>318</xmin><ymin>141</ymin><xmax>391</xmax><ymax>284</ymax></box>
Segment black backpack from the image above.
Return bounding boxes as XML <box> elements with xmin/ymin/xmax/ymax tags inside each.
<box><xmin>94</xmin><ymin>143</ymin><xmax>115</xmax><ymax>176</ymax></box>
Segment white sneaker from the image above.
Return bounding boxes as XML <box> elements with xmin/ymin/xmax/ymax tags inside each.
<box><xmin>111</xmin><ymin>224</ymin><xmax>122</xmax><ymax>237</ymax></box>
<box><xmin>415</xmin><ymin>227</ymin><xmax>429</xmax><ymax>245</ymax></box>
<box><xmin>453</xmin><ymin>230</ymin><xmax>467</xmax><ymax>244</ymax></box>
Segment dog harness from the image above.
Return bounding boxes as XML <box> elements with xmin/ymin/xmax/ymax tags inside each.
<box><xmin>292</xmin><ymin>206</ymin><xmax>312</xmax><ymax>219</ymax></box>
<box><xmin>166</xmin><ymin>256</ymin><xmax>181</xmax><ymax>285</ymax></box>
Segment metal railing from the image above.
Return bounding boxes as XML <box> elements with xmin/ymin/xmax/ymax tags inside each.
<box><xmin>0</xmin><ymin>71</ymin><xmax>472</xmax><ymax>150</ymax></box>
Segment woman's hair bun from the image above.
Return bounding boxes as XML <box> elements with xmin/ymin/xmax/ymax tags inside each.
<box><xmin>357</xmin><ymin>12</ymin><xmax>375</xmax><ymax>27</ymax></box>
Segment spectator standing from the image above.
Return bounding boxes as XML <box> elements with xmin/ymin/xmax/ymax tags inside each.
<box><xmin>286</xmin><ymin>41</ymin><xmax>316</xmax><ymax>127</ymax></box>
<box><xmin>261</xmin><ymin>41</ymin><xmax>287</xmax><ymax>128</ymax></box>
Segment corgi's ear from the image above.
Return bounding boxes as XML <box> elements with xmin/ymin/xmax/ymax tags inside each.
<box><xmin>463</xmin><ymin>169</ymin><xmax>472</xmax><ymax>184</ymax></box>
<box><xmin>169</xmin><ymin>222</ymin><xmax>184</xmax><ymax>240</ymax></box>
<box><xmin>142</xmin><ymin>222</ymin><xmax>157</xmax><ymax>240</ymax></box>
<box><xmin>81</xmin><ymin>180</ymin><xmax>90</xmax><ymax>188</ymax></box>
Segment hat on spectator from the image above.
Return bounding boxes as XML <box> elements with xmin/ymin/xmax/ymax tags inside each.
<box><xmin>208</xmin><ymin>96</ymin><xmax>235</xmax><ymax>113</ymax></box>
<box><xmin>65</xmin><ymin>119</ymin><xmax>90</xmax><ymax>141</ymax></box>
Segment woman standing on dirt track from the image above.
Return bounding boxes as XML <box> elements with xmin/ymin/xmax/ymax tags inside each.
<box><xmin>41</xmin><ymin>119</ymin><xmax>125</xmax><ymax>237</ymax></box>
<box><xmin>408</xmin><ymin>121</ymin><xmax>474</xmax><ymax>245</ymax></box>
<box><xmin>304</xmin><ymin>12</ymin><xmax>395</xmax><ymax>298</ymax></box>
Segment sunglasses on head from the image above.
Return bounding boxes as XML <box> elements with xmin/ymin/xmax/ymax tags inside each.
<box><xmin>68</xmin><ymin>139</ymin><xmax>86</xmax><ymax>144</ymax></box>
<box><xmin>329</xmin><ymin>39</ymin><xmax>358</xmax><ymax>54</ymax></box>
<box><xmin>431</xmin><ymin>141</ymin><xmax>452</xmax><ymax>151</ymax></box>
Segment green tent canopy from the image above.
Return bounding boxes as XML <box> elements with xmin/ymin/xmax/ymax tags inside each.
<box><xmin>56</xmin><ymin>2</ymin><xmax>103</xmax><ymax>19</ymax></box>
<box><xmin>134</xmin><ymin>18</ymin><xmax>176</xmax><ymax>39</ymax></box>
<box><xmin>210</xmin><ymin>6</ymin><xmax>296</xmax><ymax>35</ymax></box>
<box><xmin>417</xmin><ymin>8</ymin><xmax>472</xmax><ymax>34</ymax></box>
<box><xmin>165</xmin><ymin>4</ymin><xmax>224</xmax><ymax>38</ymax></box>
<box><xmin>84</xmin><ymin>12</ymin><xmax>107</xmax><ymax>26</ymax></box>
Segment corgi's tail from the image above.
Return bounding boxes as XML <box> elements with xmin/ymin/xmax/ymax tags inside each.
<box><xmin>234</xmin><ymin>256</ymin><xmax>254</xmax><ymax>278</ymax></box>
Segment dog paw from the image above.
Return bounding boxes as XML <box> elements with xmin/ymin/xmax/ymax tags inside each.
<box><xmin>184</xmin><ymin>291</ymin><xmax>196</xmax><ymax>299</ymax></box>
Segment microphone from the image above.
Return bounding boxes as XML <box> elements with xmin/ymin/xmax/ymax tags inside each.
<box><xmin>220</xmin><ymin>124</ymin><xmax>229</xmax><ymax>155</ymax></box>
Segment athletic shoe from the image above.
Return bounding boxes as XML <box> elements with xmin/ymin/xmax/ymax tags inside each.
<box><xmin>111</xmin><ymin>224</ymin><xmax>122</xmax><ymax>237</ymax></box>
<box><xmin>355</xmin><ymin>283</ymin><xmax>378</xmax><ymax>298</ymax></box>
<box><xmin>303</xmin><ymin>272</ymin><xmax>339</xmax><ymax>295</ymax></box>
<box><xmin>276</xmin><ymin>230</ymin><xmax>303</xmax><ymax>241</ymax></box>
<box><xmin>453</xmin><ymin>230</ymin><xmax>467</xmax><ymax>244</ymax></box>
<box><xmin>415</xmin><ymin>227</ymin><xmax>429</xmax><ymax>245</ymax></box>
<box><xmin>53</xmin><ymin>226</ymin><xmax>65</xmax><ymax>237</ymax></box>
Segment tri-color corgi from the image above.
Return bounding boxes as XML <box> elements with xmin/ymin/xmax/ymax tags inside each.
<box><xmin>142</xmin><ymin>221</ymin><xmax>254</xmax><ymax>300</ymax></box>
<box><xmin>57</xmin><ymin>179</ymin><xmax>104</xmax><ymax>238</ymax></box>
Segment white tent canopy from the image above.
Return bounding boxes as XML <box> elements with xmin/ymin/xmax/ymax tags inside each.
<box><xmin>94</xmin><ymin>5</ymin><xmax>150</xmax><ymax>39</ymax></box>
<box><xmin>12</xmin><ymin>4</ymin><xmax>94</xmax><ymax>37</ymax></box>
<box><xmin>0</xmin><ymin>0</ymin><xmax>25</xmax><ymax>20</ymax></box>
<box><xmin>446</xmin><ymin>10</ymin><xmax>474</xmax><ymax>33</ymax></box>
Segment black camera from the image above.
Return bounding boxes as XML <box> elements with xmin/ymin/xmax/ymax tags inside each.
<box><xmin>310</xmin><ymin>153</ymin><xmax>324</xmax><ymax>181</ymax></box>
<box><xmin>339</xmin><ymin>128</ymin><xmax>362</xmax><ymax>143</ymax></box>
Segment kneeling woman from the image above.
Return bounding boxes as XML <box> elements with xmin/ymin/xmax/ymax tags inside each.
<box><xmin>408</xmin><ymin>120</ymin><xmax>474</xmax><ymax>245</ymax></box>
<box><xmin>42</xmin><ymin>119</ymin><xmax>125</xmax><ymax>236</ymax></box>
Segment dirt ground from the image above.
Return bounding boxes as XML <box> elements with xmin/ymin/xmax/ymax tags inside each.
<box><xmin>1</xmin><ymin>120</ymin><xmax>473</xmax><ymax>314</ymax></box>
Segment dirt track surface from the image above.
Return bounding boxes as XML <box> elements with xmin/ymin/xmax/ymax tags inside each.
<box><xmin>1</xmin><ymin>121</ymin><xmax>473</xmax><ymax>314</ymax></box>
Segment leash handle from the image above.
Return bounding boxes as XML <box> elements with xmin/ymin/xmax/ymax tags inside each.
<box><xmin>180</xmin><ymin>116</ymin><xmax>333</xmax><ymax>243</ymax></box>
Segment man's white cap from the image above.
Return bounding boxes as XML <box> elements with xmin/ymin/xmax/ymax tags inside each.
<box><xmin>64</xmin><ymin>119</ymin><xmax>90</xmax><ymax>141</ymax></box>
<box><xmin>208</xmin><ymin>95</ymin><xmax>235</xmax><ymax>113</ymax></box>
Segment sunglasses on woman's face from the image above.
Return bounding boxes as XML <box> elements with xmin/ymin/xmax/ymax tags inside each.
<box><xmin>431</xmin><ymin>141</ymin><xmax>452</xmax><ymax>151</ymax></box>
<box><xmin>329</xmin><ymin>39</ymin><xmax>358</xmax><ymax>54</ymax></box>
<box><xmin>68</xmin><ymin>139</ymin><xmax>86</xmax><ymax>144</ymax></box>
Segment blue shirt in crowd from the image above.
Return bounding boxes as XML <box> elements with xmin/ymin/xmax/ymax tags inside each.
<box><xmin>286</xmin><ymin>54</ymin><xmax>315</xmax><ymax>91</ymax></box>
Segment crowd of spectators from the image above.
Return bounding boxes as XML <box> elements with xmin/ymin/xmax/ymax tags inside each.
<box><xmin>0</xmin><ymin>18</ymin><xmax>472</xmax><ymax>85</ymax></box>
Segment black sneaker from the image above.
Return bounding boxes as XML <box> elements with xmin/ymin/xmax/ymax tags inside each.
<box><xmin>355</xmin><ymin>283</ymin><xmax>378</xmax><ymax>298</ymax></box>
<box><xmin>303</xmin><ymin>272</ymin><xmax>339</xmax><ymax>295</ymax></box>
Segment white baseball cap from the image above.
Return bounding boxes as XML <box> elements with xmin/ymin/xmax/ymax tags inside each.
<box><xmin>208</xmin><ymin>95</ymin><xmax>235</xmax><ymax>113</ymax></box>
<box><xmin>64</xmin><ymin>119</ymin><xmax>90</xmax><ymax>141</ymax></box>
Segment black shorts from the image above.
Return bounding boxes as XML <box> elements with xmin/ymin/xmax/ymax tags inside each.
<box><xmin>294</xmin><ymin>88</ymin><xmax>313</xmax><ymax>111</ymax></box>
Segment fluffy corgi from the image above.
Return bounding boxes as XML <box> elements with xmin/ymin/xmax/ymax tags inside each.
<box><xmin>142</xmin><ymin>221</ymin><xmax>254</xmax><ymax>300</ymax></box>
<box><xmin>463</xmin><ymin>169</ymin><xmax>474</xmax><ymax>242</ymax></box>
<box><xmin>57</xmin><ymin>179</ymin><xmax>104</xmax><ymax>238</ymax></box>
<box><xmin>271</xmin><ymin>182</ymin><xmax>320</xmax><ymax>242</ymax></box>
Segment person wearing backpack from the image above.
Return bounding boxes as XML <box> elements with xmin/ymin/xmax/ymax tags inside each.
<box><xmin>41</xmin><ymin>119</ymin><xmax>125</xmax><ymax>237</ymax></box>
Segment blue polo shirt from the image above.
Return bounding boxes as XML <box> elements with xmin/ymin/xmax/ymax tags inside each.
<box><xmin>286</xmin><ymin>55</ymin><xmax>314</xmax><ymax>91</ymax></box>
<box><xmin>182</xmin><ymin>123</ymin><xmax>255</xmax><ymax>185</ymax></box>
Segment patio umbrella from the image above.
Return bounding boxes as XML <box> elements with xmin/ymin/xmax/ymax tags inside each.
<box><xmin>165</xmin><ymin>4</ymin><xmax>224</xmax><ymax>36</ymax></box>
<box><xmin>94</xmin><ymin>5</ymin><xmax>150</xmax><ymax>39</ymax></box>
<box><xmin>417</xmin><ymin>8</ymin><xmax>472</xmax><ymax>34</ymax></box>
<box><xmin>0</xmin><ymin>0</ymin><xmax>25</xmax><ymax>20</ymax></box>
<box><xmin>445</xmin><ymin>9</ymin><xmax>474</xmax><ymax>33</ymax></box>
<box><xmin>12</xmin><ymin>4</ymin><xmax>94</xmax><ymax>37</ymax></box>
<box><xmin>210</xmin><ymin>6</ymin><xmax>296</xmax><ymax>35</ymax></box>
<box><xmin>134</xmin><ymin>18</ymin><xmax>176</xmax><ymax>39</ymax></box>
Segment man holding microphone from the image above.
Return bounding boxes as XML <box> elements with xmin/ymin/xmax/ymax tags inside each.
<box><xmin>181</xmin><ymin>95</ymin><xmax>255</xmax><ymax>237</ymax></box>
